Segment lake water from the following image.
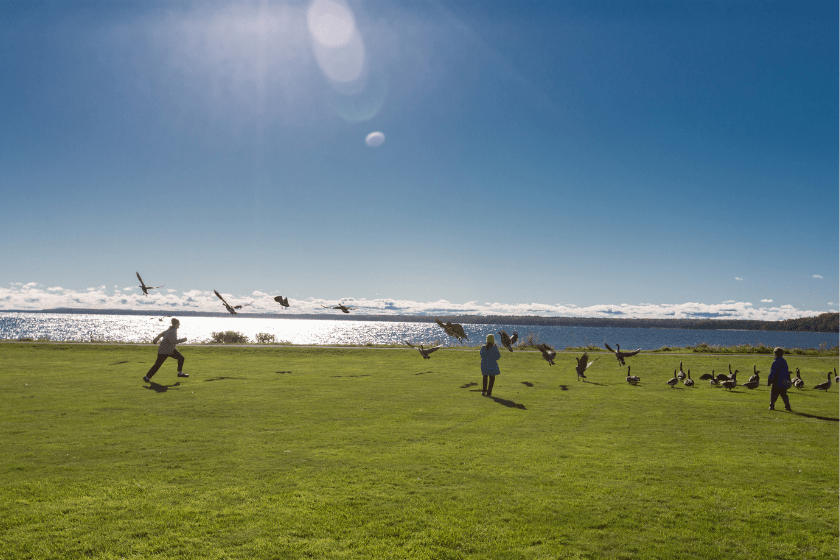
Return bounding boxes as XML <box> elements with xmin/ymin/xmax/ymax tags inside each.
<box><xmin>1</xmin><ymin>312</ymin><xmax>837</xmax><ymax>351</ymax></box>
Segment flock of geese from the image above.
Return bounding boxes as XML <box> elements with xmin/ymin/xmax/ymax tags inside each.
<box><xmin>139</xmin><ymin>272</ymin><xmax>837</xmax><ymax>392</ymax></box>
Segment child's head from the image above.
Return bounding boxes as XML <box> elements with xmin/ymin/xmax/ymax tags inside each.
<box><xmin>486</xmin><ymin>334</ymin><xmax>495</xmax><ymax>345</ymax></box>
<box><xmin>171</xmin><ymin>318</ymin><xmax>180</xmax><ymax>328</ymax></box>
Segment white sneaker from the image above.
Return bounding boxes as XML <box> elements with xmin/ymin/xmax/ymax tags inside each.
<box><xmin>177</xmin><ymin>372</ymin><xmax>189</xmax><ymax>378</ymax></box>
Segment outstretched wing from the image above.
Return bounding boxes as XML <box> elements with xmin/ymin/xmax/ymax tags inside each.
<box><xmin>425</xmin><ymin>345</ymin><xmax>443</xmax><ymax>354</ymax></box>
<box><xmin>586</xmin><ymin>356</ymin><xmax>600</xmax><ymax>369</ymax></box>
<box><xmin>214</xmin><ymin>290</ymin><xmax>229</xmax><ymax>305</ymax></box>
<box><xmin>604</xmin><ymin>342</ymin><xmax>615</xmax><ymax>353</ymax></box>
<box><xmin>136</xmin><ymin>272</ymin><xmax>145</xmax><ymax>287</ymax></box>
<box><xmin>620</xmin><ymin>348</ymin><xmax>641</xmax><ymax>358</ymax></box>
<box><xmin>509</xmin><ymin>332</ymin><xmax>518</xmax><ymax>345</ymax></box>
<box><xmin>404</xmin><ymin>341</ymin><xmax>417</xmax><ymax>349</ymax></box>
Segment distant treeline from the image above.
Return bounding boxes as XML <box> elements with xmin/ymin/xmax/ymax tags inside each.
<box><xmin>13</xmin><ymin>309</ymin><xmax>840</xmax><ymax>333</ymax></box>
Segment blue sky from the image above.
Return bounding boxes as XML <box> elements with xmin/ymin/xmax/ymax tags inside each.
<box><xmin>1</xmin><ymin>0</ymin><xmax>837</xmax><ymax>319</ymax></box>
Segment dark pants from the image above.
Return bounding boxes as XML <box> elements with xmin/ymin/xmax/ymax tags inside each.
<box><xmin>482</xmin><ymin>375</ymin><xmax>495</xmax><ymax>396</ymax></box>
<box><xmin>146</xmin><ymin>350</ymin><xmax>184</xmax><ymax>379</ymax></box>
<box><xmin>770</xmin><ymin>385</ymin><xmax>791</xmax><ymax>410</ymax></box>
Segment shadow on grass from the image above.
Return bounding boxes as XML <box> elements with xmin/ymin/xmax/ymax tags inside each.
<box><xmin>521</xmin><ymin>381</ymin><xmax>534</xmax><ymax>387</ymax></box>
<box><xmin>275</xmin><ymin>371</ymin><xmax>292</xmax><ymax>374</ymax></box>
<box><xmin>414</xmin><ymin>371</ymin><xmax>432</xmax><ymax>376</ymax></box>
<box><xmin>110</xmin><ymin>361</ymin><xmax>129</xmax><ymax>365</ymax></box>
<box><xmin>460</xmin><ymin>382</ymin><xmax>478</xmax><ymax>389</ymax></box>
<box><xmin>790</xmin><ymin>411</ymin><xmax>839</xmax><ymax>422</ymax></box>
<box><xmin>144</xmin><ymin>381</ymin><xmax>180</xmax><ymax>393</ymax></box>
<box><xmin>330</xmin><ymin>374</ymin><xmax>370</xmax><ymax>378</ymax></box>
<box><xmin>489</xmin><ymin>396</ymin><xmax>526</xmax><ymax>410</ymax></box>
<box><xmin>204</xmin><ymin>376</ymin><xmax>248</xmax><ymax>382</ymax></box>
<box><xmin>559</xmin><ymin>385</ymin><xmax>569</xmax><ymax>391</ymax></box>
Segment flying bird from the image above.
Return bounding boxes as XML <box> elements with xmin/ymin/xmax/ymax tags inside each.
<box><xmin>497</xmin><ymin>330</ymin><xmax>518</xmax><ymax>352</ymax></box>
<box><xmin>435</xmin><ymin>318</ymin><xmax>468</xmax><ymax>343</ymax></box>
<box><xmin>322</xmin><ymin>303</ymin><xmax>356</xmax><ymax>314</ymax></box>
<box><xmin>575</xmin><ymin>352</ymin><xmax>599</xmax><ymax>381</ymax></box>
<box><xmin>537</xmin><ymin>343</ymin><xmax>556</xmax><ymax>366</ymax></box>
<box><xmin>274</xmin><ymin>296</ymin><xmax>290</xmax><ymax>308</ymax></box>
<box><xmin>214</xmin><ymin>290</ymin><xmax>253</xmax><ymax>315</ymax></box>
<box><xmin>604</xmin><ymin>343</ymin><xmax>641</xmax><ymax>366</ymax></box>
<box><xmin>136</xmin><ymin>272</ymin><xmax>163</xmax><ymax>296</ymax></box>
<box><xmin>405</xmin><ymin>341</ymin><xmax>442</xmax><ymax>359</ymax></box>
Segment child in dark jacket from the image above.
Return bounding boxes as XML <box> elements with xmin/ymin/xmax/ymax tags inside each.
<box><xmin>767</xmin><ymin>347</ymin><xmax>792</xmax><ymax>411</ymax></box>
<box><xmin>480</xmin><ymin>334</ymin><xmax>502</xmax><ymax>397</ymax></box>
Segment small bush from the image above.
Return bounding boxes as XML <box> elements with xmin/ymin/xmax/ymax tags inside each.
<box><xmin>211</xmin><ymin>331</ymin><xmax>250</xmax><ymax>344</ymax></box>
<box><xmin>255</xmin><ymin>333</ymin><xmax>276</xmax><ymax>344</ymax></box>
<box><xmin>518</xmin><ymin>331</ymin><xmax>542</xmax><ymax>348</ymax></box>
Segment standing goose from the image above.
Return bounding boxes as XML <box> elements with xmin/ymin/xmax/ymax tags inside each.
<box><xmin>741</xmin><ymin>374</ymin><xmax>760</xmax><ymax>390</ymax></box>
<box><xmin>676</xmin><ymin>361</ymin><xmax>686</xmax><ymax>381</ymax></box>
<box><xmin>813</xmin><ymin>372</ymin><xmax>832</xmax><ymax>391</ymax></box>
<box><xmin>792</xmin><ymin>368</ymin><xmax>804</xmax><ymax>389</ymax></box>
<box><xmin>699</xmin><ymin>369</ymin><xmax>715</xmax><ymax>381</ymax></box>
<box><xmin>748</xmin><ymin>366</ymin><xmax>760</xmax><ymax>385</ymax></box>
<box><xmin>537</xmin><ymin>343</ymin><xmax>556</xmax><ymax>366</ymax></box>
<box><xmin>709</xmin><ymin>375</ymin><xmax>720</xmax><ymax>387</ymax></box>
<box><xmin>683</xmin><ymin>370</ymin><xmax>694</xmax><ymax>387</ymax></box>
<box><xmin>575</xmin><ymin>352</ymin><xmax>600</xmax><ymax>381</ymax></box>
<box><xmin>498</xmin><ymin>330</ymin><xmax>519</xmax><ymax>352</ymax></box>
<box><xmin>626</xmin><ymin>365</ymin><xmax>640</xmax><ymax>385</ymax></box>
<box><xmin>721</xmin><ymin>372</ymin><xmax>738</xmax><ymax>391</ymax></box>
<box><xmin>666</xmin><ymin>370</ymin><xmax>679</xmax><ymax>388</ymax></box>
<box><xmin>604</xmin><ymin>343</ymin><xmax>641</xmax><ymax>366</ymax></box>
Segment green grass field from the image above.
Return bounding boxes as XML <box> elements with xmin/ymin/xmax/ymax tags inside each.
<box><xmin>1</xmin><ymin>343</ymin><xmax>837</xmax><ymax>559</ymax></box>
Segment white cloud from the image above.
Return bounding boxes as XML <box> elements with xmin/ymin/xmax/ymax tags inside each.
<box><xmin>0</xmin><ymin>284</ymin><xmax>831</xmax><ymax>321</ymax></box>
<box><xmin>812</xmin><ymin>274</ymin><xmax>823</xmax><ymax>279</ymax></box>
<box><xmin>760</xmin><ymin>299</ymin><xmax>773</xmax><ymax>303</ymax></box>
<box><xmin>734</xmin><ymin>277</ymin><xmax>744</xmax><ymax>281</ymax></box>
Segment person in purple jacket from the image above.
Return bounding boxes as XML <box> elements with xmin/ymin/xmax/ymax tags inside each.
<box><xmin>480</xmin><ymin>334</ymin><xmax>502</xmax><ymax>397</ymax></box>
<box><xmin>143</xmin><ymin>318</ymin><xmax>188</xmax><ymax>383</ymax></box>
<box><xmin>767</xmin><ymin>347</ymin><xmax>792</xmax><ymax>411</ymax></box>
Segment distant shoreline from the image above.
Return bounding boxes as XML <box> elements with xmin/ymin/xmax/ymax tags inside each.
<box><xmin>2</xmin><ymin>308</ymin><xmax>837</xmax><ymax>333</ymax></box>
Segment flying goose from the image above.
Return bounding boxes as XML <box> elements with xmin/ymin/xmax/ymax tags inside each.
<box><xmin>575</xmin><ymin>352</ymin><xmax>599</xmax><ymax>381</ymax></box>
<box><xmin>698</xmin><ymin>369</ymin><xmax>715</xmax><ymax>381</ymax></box>
<box><xmin>792</xmin><ymin>368</ymin><xmax>804</xmax><ymax>389</ymax></box>
<box><xmin>498</xmin><ymin>330</ymin><xmax>519</xmax><ymax>352</ymax></box>
<box><xmin>676</xmin><ymin>361</ymin><xmax>686</xmax><ymax>381</ymax></box>
<box><xmin>813</xmin><ymin>372</ymin><xmax>832</xmax><ymax>391</ymax></box>
<box><xmin>666</xmin><ymin>370</ymin><xmax>679</xmax><ymax>388</ymax></box>
<box><xmin>435</xmin><ymin>318</ymin><xmax>469</xmax><ymax>343</ymax></box>
<box><xmin>721</xmin><ymin>372</ymin><xmax>738</xmax><ymax>391</ymax></box>
<box><xmin>405</xmin><ymin>341</ymin><xmax>442</xmax><ymax>359</ymax></box>
<box><xmin>136</xmin><ymin>272</ymin><xmax>163</xmax><ymax>296</ymax></box>
<box><xmin>626</xmin><ymin>366</ymin><xmax>640</xmax><ymax>385</ymax></box>
<box><xmin>683</xmin><ymin>370</ymin><xmax>695</xmax><ymax>387</ymax></box>
<box><xmin>214</xmin><ymin>290</ymin><xmax>253</xmax><ymax>315</ymax></box>
<box><xmin>322</xmin><ymin>303</ymin><xmax>356</xmax><ymax>314</ymax></box>
<box><xmin>537</xmin><ymin>343</ymin><xmax>556</xmax><ymax>366</ymax></box>
<box><xmin>604</xmin><ymin>343</ymin><xmax>641</xmax><ymax>366</ymax></box>
<box><xmin>274</xmin><ymin>295</ymin><xmax>290</xmax><ymax>307</ymax></box>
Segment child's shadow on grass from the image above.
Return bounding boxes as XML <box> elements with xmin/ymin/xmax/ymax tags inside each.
<box><xmin>489</xmin><ymin>396</ymin><xmax>526</xmax><ymax>410</ymax></box>
<box><xmin>144</xmin><ymin>382</ymin><xmax>180</xmax><ymax>393</ymax></box>
<box><xmin>791</xmin><ymin>411</ymin><xmax>838</xmax><ymax>422</ymax></box>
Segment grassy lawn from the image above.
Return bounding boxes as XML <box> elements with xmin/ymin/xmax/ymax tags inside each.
<box><xmin>1</xmin><ymin>343</ymin><xmax>837</xmax><ymax>559</ymax></box>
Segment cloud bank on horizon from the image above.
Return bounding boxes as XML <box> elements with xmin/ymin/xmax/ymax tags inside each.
<box><xmin>1</xmin><ymin>283</ymin><xmax>834</xmax><ymax>322</ymax></box>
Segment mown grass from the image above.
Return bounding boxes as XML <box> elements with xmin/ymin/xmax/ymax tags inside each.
<box><xmin>0</xmin><ymin>343</ymin><xmax>837</xmax><ymax>559</ymax></box>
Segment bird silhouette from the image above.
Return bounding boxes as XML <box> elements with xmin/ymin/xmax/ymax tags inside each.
<box><xmin>537</xmin><ymin>343</ymin><xmax>556</xmax><ymax>366</ymax></box>
<box><xmin>322</xmin><ymin>303</ymin><xmax>356</xmax><ymax>314</ymax></box>
<box><xmin>575</xmin><ymin>352</ymin><xmax>599</xmax><ymax>381</ymax></box>
<box><xmin>274</xmin><ymin>296</ymin><xmax>290</xmax><ymax>308</ymax></box>
<box><xmin>497</xmin><ymin>330</ymin><xmax>519</xmax><ymax>352</ymax></box>
<box><xmin>136</xmin><ymin>272</ymin><xmax>163</xmax><ymax>296</ymax></box>
<box><xmin>699</xmin><ymin>369</ymin><xmax>715</xmax><ymax>381</ymax></box>
<box><xmin>214</xmin><ymin>290</ymin><xmax>253</xmax><ymax>315</ymax></box>
<box><xmin>604</xmin><ymin>343</ymin><xmax>641</xmax><ymax>366</ymax></box>
<box><xmin>405</xmin><ymin>341</ymin><xmax>442</xmax><ymax>359</ymax></box>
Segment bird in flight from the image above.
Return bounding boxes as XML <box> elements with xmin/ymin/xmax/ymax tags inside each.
<box><xmin>274</xmin><ymin>296</ymin><xmax>290</xmax><ymax>308</ymax></box>
<box><xmin>214</xmin><ymin>290</ymin><xmax>253</xmax><ymax>315</ymax></box>
<box><xmin>322</xmin><ymin>303</ymin><xmax>356</xmax><ymax>314</ymax></box>
<box><xmin>405</xmin><ymin>341</ymin><xmax>442</xmax><ymax>359</ymax></box>
<box><xmin>537</xmin><ymin>343</ymin><xmax>556</xmax><ymax>366</ymax></box>
<box><xmin>136</xmin><ymin>272</ymin><xmax>163</xmax><ymax>296</ymax></box>
<box><xmin>575</xmin><ymin>352</ymin><xmax>599</xmax><ymax>380</ymax></box>
<box><xmin>497</xmin><ymin>330</ymin><xmax>518</xmax><ymax>352</ymax></box>
<box><xmin>435</xmin><ymin>318</ymin><xmax>469</xmax><ymax>343</ymax></box>
<box><xmin>604</xmin><ymin>342</ymin><xmax>641</xmax><ymax>366</ymax></box>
